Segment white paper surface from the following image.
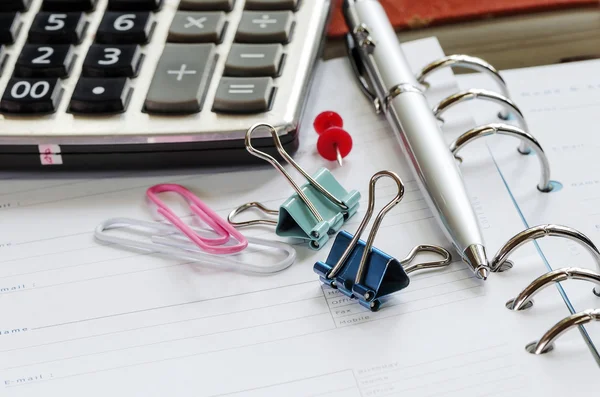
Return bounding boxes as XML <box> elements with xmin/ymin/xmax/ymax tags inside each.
<box><xmin>0</xmin><ymin>38</ymin><xmax>597</xmax><ymax>396</ymax></box>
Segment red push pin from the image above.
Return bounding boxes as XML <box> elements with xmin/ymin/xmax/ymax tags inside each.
<box><xmin>313</xmin><ymin>111</ymin><xmax>353</xmax><ymax>166</ymax></box>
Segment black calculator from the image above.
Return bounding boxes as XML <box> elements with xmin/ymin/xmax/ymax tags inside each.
<box><xmin>0</xmin><ymin>0</ymin><xmax>331</xmax><ymax>169</ymax></box>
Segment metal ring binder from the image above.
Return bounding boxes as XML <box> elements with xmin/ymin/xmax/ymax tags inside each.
<box><xmin>491</xmin><ymin>224</ymin><xmax>600</xmax><ymax>296</ymax></box>
<box><xmin>507</xmin><ymin>267</ymin><xmax>600</xmax><ymax>311</ymax></box>
<box><xmin>326</xmin><ymin>170</ymin><xmax>404</xmax><ymax>280</ymax></box>
<box><xmin>448</xmin><ymin>123</ymin><xmax>552</xmax><ymax>192</ymax></box>
<box><xmin>416</xmin><ymin>54</ymin><xmax>510</xmax><ymax>105</ymax></box>
<box><xmin>433</xmin><ymin>89</ymin><xmax>531</xmax><ymax>154</ymax></box>
<box><xmin>227</xmin><ymin>202</ymin><xmax>279</xmax><ymax>227</ymax></box>
<box><xmin>526</xmin><ymin>309</ymin><xmax>600</xmax><ymax>354</ymax></box>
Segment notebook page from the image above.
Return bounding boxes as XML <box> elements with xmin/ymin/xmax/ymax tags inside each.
<box><xmin>456</xmin><ymin>60</ymin><xmax>600</xmax><ymax>366</ymax></box>
<box><xmin>0</xmin><ymin>38</ymin><xmax>592</xmax><ymax>397</ymax></box>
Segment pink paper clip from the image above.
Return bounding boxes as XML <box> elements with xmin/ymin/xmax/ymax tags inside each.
<box><xmin>146</xmin><ymin>184</ymin><xmax>248</xmax><ymax>254</ymax></box>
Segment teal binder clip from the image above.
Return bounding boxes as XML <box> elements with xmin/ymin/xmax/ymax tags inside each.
<box><xmin>228</xmin><ymin>123</ymin><xmax>361</xmax><ymax>250</ymax></box>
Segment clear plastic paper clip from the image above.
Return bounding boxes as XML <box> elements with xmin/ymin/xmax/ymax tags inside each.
<box><xmin>95</xmin><ymin>218</ymin><xmax>296</xmax><ymax>274</ymax></box>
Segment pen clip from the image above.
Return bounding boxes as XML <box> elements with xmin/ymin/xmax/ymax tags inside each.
<box><xmin>344</xmin><ymin>32</ymin><xmax>381</xmax><ymax>113</ymax></box>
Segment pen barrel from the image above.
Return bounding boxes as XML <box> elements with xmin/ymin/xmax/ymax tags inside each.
<box><xmin>388</xmin><ymin>92</ymin><xmax>484</xmax><ymax>252</ymax></box>
<box><xmin>344</xmin><ymin>0</ymin><xmax>486</xmax><ymax>260</ymax></box>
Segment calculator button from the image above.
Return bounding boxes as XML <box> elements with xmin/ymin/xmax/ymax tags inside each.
<box><xmin>0</xmin><ymin>13</ymin><xmax>21</xmax><ymax>45</ymax></box>
<box><xmin>167</xmin><ymin>11</ymin><xmax>226</xmax><ymax>43</ymax></box>
<box><xmin>179</xmin><ymin>0</ymin><xmax>234</xmax><ymax>11</ymax></box>
<box><xmin>235</xmin><ymin>11</ymin><xmax>293</xmax><ymax>43</ymax></box>
<box><xmin>96</xmin><ymin>12</ymin><xmax>153</xmax><ymax>44</ymax></box>
<box><xmin>0</xmin><ymin>78</ymin><xmax>62</xmax><ymax>114</ymax></box>
<box><xmin>41</xmin><ymin>0</ymin><xmax>97</xmax><ymax>12</ymax></box>
<box><xmin>107</xmin><ymin>0</ymin><xmax>162</xmax><ymax>11</ymax></box>
<box><xmin>224</xmin><ymin>44</ymin><xmax>283</xmax><ymax>77</ymax></box>
<box><xmin>69</xmin><ymin>77</ymin><xmax>132</xmax><ymax>114</ymax></box>
<box><xmin>14</xmin><ymin>44</ymin><xmax>74</xmax><ymax>78</ymax></box>
<box><xmin>82</xmin><ymin>44</ymin><xmax>142</xmax><ymax>77</ymax></box>
<box><xmin>144</xmin><ymin>43</ymin><xmax>216</xmax><ymax>114</ymax></box>
<box><xmin>28</xmin><ymin>12</ymin><xmax>87</xmax><ymax>44</ymax></box>
<box><xmin>213</xmin><ymin>77</ymin><xmax>274</xmax><ymax>113</ymax></box>
<box><xmin>245</xmin><ymin>0</ymin><xmax>298</xmax><ymax>10</ymax></box>
<box><xmin>0</xmin><ymin>0</ymin><xmax>31</xmax><ymax>12</ymax></box>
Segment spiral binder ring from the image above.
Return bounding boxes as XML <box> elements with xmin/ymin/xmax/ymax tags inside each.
<box><xmin>326</xmin><ymin>170</ymin><xmax>405</xmax><ymax>280</ymax></box>
<box><xmin>526</xmin><ymin>309</ymin><xmax>600</xmax><ymax>355</ymax></box>
<box><xmin>449</xmin><ymin>123</ymin><xmax>552</xmax><ymax>192</ymax></box>
<box><xmin>227</xmin><ymin>202</ymin><xmax>279</xmax><ymax>227</ymax></box>
<box><xmin>506</xmin><ymin>267</ymin><xmax>600</xmax><ymax>311</ymax></box>
<box><xmin>433</xmin><ymin>89</ymin><xmax>531</xmax><ymax>154</ymax></box>
<box><xmin>491</xmin><ymin>224</ymin><xmax>600</xmax><ymax>296</ymax></box>
<box><xmin>416</xmin><ymin>55</ymin><xmax>510</xmax><ymax>118</ymax></box>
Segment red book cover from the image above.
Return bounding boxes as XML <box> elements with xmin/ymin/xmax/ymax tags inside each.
<box><xmin>327</xmin><ymin>0</ymin><xmax>598</xmax><ymax>37</ymax></box>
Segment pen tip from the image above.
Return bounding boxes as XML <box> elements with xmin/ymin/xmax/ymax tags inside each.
<box><xmin>477</xmin><ymin>266</ymin><xmax>489</xmax><ymax>280</ymax></box>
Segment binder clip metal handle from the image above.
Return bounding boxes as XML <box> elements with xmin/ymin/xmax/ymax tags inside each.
<box><xmin>227</xmin><ymin>202</ymin><xmax>278</xmax><ymax>227</ymax></box>
<box><xmin>526</xmin><ymin>309</ymin><xmax>600</xmax><ymax>355</ymax></box>
<box><xmin>506</xmin><ymin>267</ymin><xmax>600</xmax><ymax>311</ymax></box>
<box><xmin>433</xmin><ymin>89</ymin><xmax>531</xmax><ymax>154</ymax></box>
<box><xmin>491</xmin><ymin>224</ymin><xmax>600</xmax><ymax>296</ymax></box>
<box><xmin>448</xmin><ymin>123</ymin><xmax>552</xmax><ymax>192</ymax></box>
<box><xmin>246</xmin><ymin>123</ymin><xmax>348</xmax><ymax>218</ymax></box>
<box><xmin>401</xmin><ymin>244</ymin><xmax>453</xmax><ymax>274</ymax></box>
<box><xmin>326</xmin><ymin>170</ymin><xmax>404</xmax><ymax>281</ymax></box>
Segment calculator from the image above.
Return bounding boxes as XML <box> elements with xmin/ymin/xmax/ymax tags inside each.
<box><xmin>0</xmin><ymin>0</ymin><xmax>331</xmax><ymax>169</ymax></box>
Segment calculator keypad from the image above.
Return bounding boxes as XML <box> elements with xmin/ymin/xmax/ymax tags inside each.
<box><xmin>0</xmin><ymin>0</ymin><xmax>330</xmax><ymax>166</ymax></box>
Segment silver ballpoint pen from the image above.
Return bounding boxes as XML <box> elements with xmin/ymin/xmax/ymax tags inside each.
<box><xmin>342</xmin><ymin>0</ymin><xmax>490</xmax><ymax>279</ymax></box>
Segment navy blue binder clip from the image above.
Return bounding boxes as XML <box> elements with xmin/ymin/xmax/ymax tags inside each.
<box><xmin>314</xmin><ymin>171</ymin><xmax>453</xmax><ymax>311</ymax></box>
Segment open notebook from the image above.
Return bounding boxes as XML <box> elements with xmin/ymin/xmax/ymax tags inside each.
<box><xmin>0</xmin><ymin>38</ymin><xmax>597</xmax><ymax>396</ymax></box>
<box><xmin>457</xmin><ymin>58</ymin><xmax>600</xmax><ymax>367</ymax></box>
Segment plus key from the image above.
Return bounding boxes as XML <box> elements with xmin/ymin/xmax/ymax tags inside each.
<box><xmin>144</xmin><ymin>43</ymin><xmax>216</xmax><ymax>114</ymax></box>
